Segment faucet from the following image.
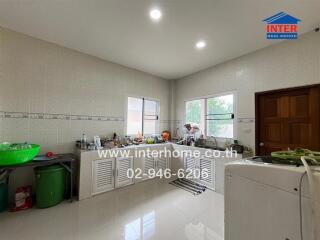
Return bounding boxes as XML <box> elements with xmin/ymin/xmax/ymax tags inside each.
<box><xmin>206</xmin><ymin>136</ymin><xmax>218</xmax><ymax>149</ymax></box>
<box><xmin>212</xmin><ymin>136</ymin><xmax>218</xmax><ymax>148</ymax></box>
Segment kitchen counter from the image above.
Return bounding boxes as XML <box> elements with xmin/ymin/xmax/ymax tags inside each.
<box><xmin>77</xmin><ymin>142</ymin><xmax>252</xmax><ymax>200</ymax></box>
<box><xmin>79</xmin><ymin>142</ymin><xmax>251</xmax><ymax>156</ymax></box>
<box><xmin>79</xmin><ymin>142</ymin><xmax>170</xmax><ymax>152</ymax></box>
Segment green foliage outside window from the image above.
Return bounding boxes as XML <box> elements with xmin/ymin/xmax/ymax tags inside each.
<box><xmin>185</xmin><ymin>100</ymin><xmax>201</xmax><ymax>124</ymax></box>
<box><xmin>185</xmin><ymin>94</ymin><xmax>234</xmax><ymax>138</ymax></box>
<box><xmin>207</xmin><ymin>95</ymin><xmax>233</xmax><ymax>138</ymax></box>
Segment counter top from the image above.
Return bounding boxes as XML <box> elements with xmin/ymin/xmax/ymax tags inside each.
<box><xmin>78</xmin><ymin>142</ymin><xmax>252</xmax><ymax>158</ymax></box>
<box><xmin>78</xmin><ymin>143</ymin><xmax>171</xmax><ymax>152</ymax></box>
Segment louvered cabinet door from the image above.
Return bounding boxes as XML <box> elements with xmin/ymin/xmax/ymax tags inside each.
<box><xmin>156</xmin><ymin>156</ymin><xmax>168</xmax><ymax>172</ymax></box>
<box><xmin>92</xmin><ymin>158</ymin><xmax>115</xmax><ymax>195</ymax></box>
<box><xmin>115</xmin><ymin>157</ymin><xmax>134</xmax><ymax>188</ymax></box>
<box><xmin>143</xmin><ymin>156</ymin><xmax>155</xmax><ymax>180</ymax></box>
<box><xmin>199</xmin><ymin>156</ymin><xmax>215</xmax><ymax>190</ymax></box>
<box><xmin>184</xmin><ymin>155</ymin><xmax>197</xmax><ymax>181</ymax></box>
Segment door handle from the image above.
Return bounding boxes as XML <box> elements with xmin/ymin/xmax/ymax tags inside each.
<box><xmin>259</xmin><ymin>142</ymin><xmax>264</xmax><ymax>147</ymax></box>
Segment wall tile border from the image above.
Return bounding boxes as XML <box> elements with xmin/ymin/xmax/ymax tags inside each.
<box><xmin>173</xmin><ymin>118</ymin><xmax>254</xmax><ymax>123</ymax></box>
<box><xmin>160</xmin><ymin>120</ymin><xmax>181</xmax><ymax>124</ymax></box>
<box><xmin>237</xmin><ymin>118</ymin><xmax>255</xmax><ymax>123</ymax></box>
<box><xmin>0</xmin><ymin>111</ymin><xmax>182</xmax><ymax>124</ymax></box>
<box><xmin>0</xmin><ymin>111</ymin><xmax>124</xmax><ymax>122</ymax></box>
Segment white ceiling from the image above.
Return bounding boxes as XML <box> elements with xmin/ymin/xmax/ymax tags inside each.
<box><xmin>0</xmin><ymin>0</ymin><xmax>319</xmax><ymax>79</ymax></box>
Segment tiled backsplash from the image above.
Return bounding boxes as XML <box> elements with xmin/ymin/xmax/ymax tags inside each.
<box><xmin>0</xmin><ymin>115</ymin><xmax>172</xmax><ymax>153</ymax></box>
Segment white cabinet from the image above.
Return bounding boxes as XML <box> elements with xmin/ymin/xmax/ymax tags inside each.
<box><xmin>92</xmin><ymin>157</ymin><xmax>134</xmax><ymax>195</ymax></box>
<box><xmin>115</xmin><ymin>156</ymin><xmax>134</xmax><ymax>188</ymax></box>
<box><xmin>198</xmin><ymin>156</ymin><xmax>215</xmax><ymax>190</ymax></box>
<box><xmin>92</xmin><ymin>158</ymin><xmax>115</xmax><ymax>195</ymax></box>
<box><xmin>155</xmin><ymin>156</ymin><xmax>170</xmax><ymax>171</ymax></box>
<box><xmin>143</xmin><ymin>156</ymin><xmax>156</xmax><ymax>180</ymax></box>
<box><xmin>80</xmin><ymin>144</ymin><xmax>178</xmax><ymax>200</ymax></box>
<box><xmin>184</xmin><ymin>155</ymin><xmax>197</xmax><ymax>181</ymax></box>
<box><xmin>142</xmin><ymin>155</ymin><xmax>170</xmax><ymax>180</ymax></box>
<box><xmin>183</xmin><ymin>155</ymin><xmax>216</xmax><ymax>190</ymax></box>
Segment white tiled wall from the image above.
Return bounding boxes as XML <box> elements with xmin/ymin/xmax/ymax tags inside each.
<box><xmin>0</xmin><ymin>27</ymin><xmax>172</xmax><ymax>197</ymax></box>
<box><xmin>174</xmin><ymin>31</ymin><xmax>320</xmax><ymax>151</ymax></box>
<box><xmin>0</xmin><ymin>27</ymin><xmax>172</xmax><ymax>154</ymax></box>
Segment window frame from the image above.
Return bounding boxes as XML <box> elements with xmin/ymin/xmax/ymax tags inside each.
<box><xmin>184</xmin><ymin>91</ymin><xmax>237</xmax><ymax>140</ymax></box>
<box><xmin>125</xmin><ymin>95</ymin><xmax>160</xmax><ymax>136</ymax></box>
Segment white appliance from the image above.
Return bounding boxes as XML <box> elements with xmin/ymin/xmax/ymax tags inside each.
<box><xmin>225</xmin><ymin>157</ymin><xmax>320</xmax><ymax>240</ymax></box>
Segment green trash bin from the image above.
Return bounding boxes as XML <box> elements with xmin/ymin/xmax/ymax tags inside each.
<box><xmin>34</xmin><ymin>164</ymin><xmax>66</xmax><ymax>208</ymax></box>
<box><xmin>0</xmin><ymin>183</ymin><xmax>8</xmax><ymax>212</ymax></box>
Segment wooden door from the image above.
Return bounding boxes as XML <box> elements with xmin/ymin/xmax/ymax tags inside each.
<box><xmin>256</xmin><ymin>85</ymin><xmax>320</xmax><ymax>155</ymax></box>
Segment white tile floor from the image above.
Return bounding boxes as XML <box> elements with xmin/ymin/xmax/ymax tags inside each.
<box><xmin>0</xmin><ymin>179</ymin><xmax>224</xmax><ymax>240</ymax></box>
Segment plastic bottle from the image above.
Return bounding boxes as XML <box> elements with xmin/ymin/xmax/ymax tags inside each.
<box><xmin>81</xmin><ymin>133</ymin><xmax>87</xmax><ymax>150</ymax></box>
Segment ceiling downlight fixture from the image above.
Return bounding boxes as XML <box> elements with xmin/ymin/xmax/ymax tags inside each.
<box><xmin>195</xmin><ymin>41</ymin><xmax>207</xmax><ymax>49</ymax></box>
<box><xmin>149</xmin><ymin>9</ymin><xmax>162</xmax><ymax>21</ymax></box>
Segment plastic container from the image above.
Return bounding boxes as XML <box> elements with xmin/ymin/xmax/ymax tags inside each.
<box><xmin>34</xmin><ymin>164</ymin><xmax>66</xmax><ymax>208</ymax></box>
<box><xmin>81</xmin><ymin>133</ymin><xmax>87</xmax><ymax>150</ymax></box>
<box><xmin>0</xmin><ymin>143</ymin><xmax>40</xmax><ymax>166</ymax></box>
<box><xmin>0</xmin><ymin>183</ymin><xmax>8</xmax><ymax>212</ymax></box>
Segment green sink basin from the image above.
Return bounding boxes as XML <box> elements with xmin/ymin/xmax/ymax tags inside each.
<box><xmin>0</xmin><ymin>143</ymin><xmax>40</xmax><ymax>166</ymax></box>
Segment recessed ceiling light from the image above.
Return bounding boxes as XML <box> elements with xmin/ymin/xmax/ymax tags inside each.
<box><xmin>149</xmin><ymin>9</ymin><xmax>162</xmax><ymax>21</ymax></box>
<box><xmin>195</xmin><ymin>41</ymin><xmax>206</xmax><ymax>49</ymax></box>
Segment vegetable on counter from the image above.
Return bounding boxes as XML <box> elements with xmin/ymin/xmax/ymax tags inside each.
<box><xmin>271</xmin><ymin>148</ymin><xmax>320</xmax><ymax>164</ymax></box>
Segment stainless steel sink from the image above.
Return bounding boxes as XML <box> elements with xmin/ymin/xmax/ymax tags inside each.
<box><xmin>202</xmin><ymin>146</ymin><xmax>226</xmax><ymax>151</ymax></box>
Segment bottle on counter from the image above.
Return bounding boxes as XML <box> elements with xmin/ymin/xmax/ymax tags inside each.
<box><xmin>81</xmin><ymin>133</ymin><xmax>87</xmax><ymax>150</ymax></box>
<box><xmin>191</xmin><ymin>138</ymin><xmax>195</xmax><ymax>147</ymax></box>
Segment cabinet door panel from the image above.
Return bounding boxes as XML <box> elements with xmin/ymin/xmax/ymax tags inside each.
<box><xmin>199</xmin><ymin>157</ymin><xmax>215</xmax><ymax>190</ymax></box>
<box><xmin>157</xmin><ymin>156</ymin><xmax>168</xmax><ymax>171</ymax></box>
<box><xmin>184</xmin><ymin>155</ymin><xmax>197</xmax><ymax>181</ymax></box>
<box><xmin>115</xmin><ymin>157</ymin><xmax>134</xmax><ymax>188</ymax></box>
<box><xmin>143</xmin><ymin>156</ymin><xmax>155</xmax><ymax>180</ymax></box>
<box><xmin>92</xmin><ymin>158</ymin><xmax>115</xmax><ymax>195</ymax></box>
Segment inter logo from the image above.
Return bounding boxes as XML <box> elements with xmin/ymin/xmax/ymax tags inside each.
<box><xmin>263</xmin><ymin>12</ymin><xmax>301</xmax><ymax>40</ymax></box>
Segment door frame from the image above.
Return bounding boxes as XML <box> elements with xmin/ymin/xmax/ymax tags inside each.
<box><xmin>255</xmin><ymin>84</ymin><xmax>320</xmax><ymax>155</ymax></box>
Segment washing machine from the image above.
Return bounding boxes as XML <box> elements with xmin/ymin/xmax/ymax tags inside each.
<box><xmin>225</xmin><ymin>156</ymin><xmax>320</xmax><ymax>240</ymax></box>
